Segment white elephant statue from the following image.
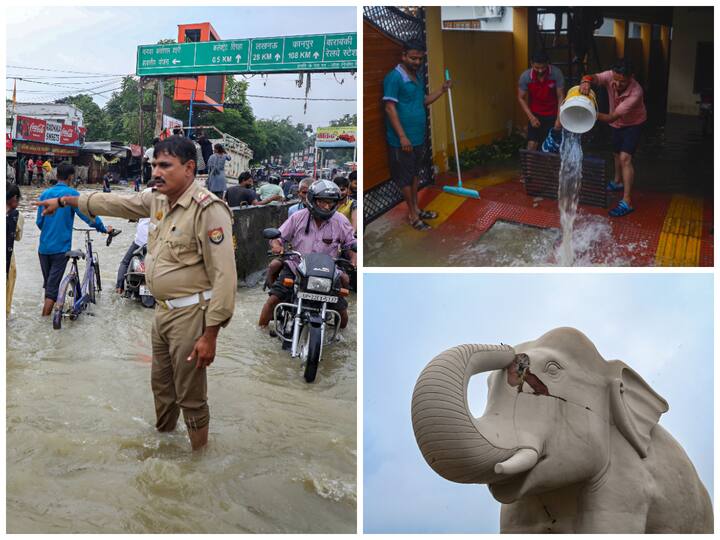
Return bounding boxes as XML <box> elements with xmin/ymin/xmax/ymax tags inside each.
<box><xmin>411</xmin><ymin>327</ymin><xmax>712</xmax><ymax>533</ymax></box>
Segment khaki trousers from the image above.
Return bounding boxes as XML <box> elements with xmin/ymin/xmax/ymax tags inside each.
<box><xmin>6</xmin><ymin>255</ymin><xmax>16</xmax><ymax>316</ymax></box>
<box><xmin>151</xmin><ymin>303</ymin><xmax>209</xmax><ymax>432</ymax></box>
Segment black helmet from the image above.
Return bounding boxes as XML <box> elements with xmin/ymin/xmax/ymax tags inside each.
<box><xmin>307</xmin><ymin>180</ymin><xmax>341</xmax><ymax>220</ymax></box>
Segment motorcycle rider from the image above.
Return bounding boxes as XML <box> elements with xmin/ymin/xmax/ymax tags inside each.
<box><xmin>263</xmin><ymin>176</ymin><xmax>313</xmax><ymax>288</ymax></box>
<box><xmin>258</xmin><ymin>180</ymin><xmax>356</xmax><ymax>329</ymax></box>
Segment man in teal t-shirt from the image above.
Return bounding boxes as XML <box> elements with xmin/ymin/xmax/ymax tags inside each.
<box><xmin>383</xmin><ymin>39</ymin><xmax>451</xmax><ymax>230</ymax></box>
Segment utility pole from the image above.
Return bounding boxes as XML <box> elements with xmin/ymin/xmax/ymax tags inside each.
<box><xmin>155</xmin><ymin>78</ymin><xmax>164</xmax><ymax>137</ymax></box>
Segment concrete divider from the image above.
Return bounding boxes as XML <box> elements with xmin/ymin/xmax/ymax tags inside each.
<box><xmin>231</xmin><ymin>203</ymin><xmax>290</xmax><ymax>285</ymax></box>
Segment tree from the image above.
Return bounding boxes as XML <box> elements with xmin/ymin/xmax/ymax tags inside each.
<box><xmin>56</xmin><ymin>94</ymin><xmax>107</xmax><ymax>141</ymax></box>
<box><xmin>330</xmin><ymin>113</ymin><xmax>357</xmax><ymax>127</ymax></box>
<box><xmin>104</xmin><ymin>76</ymin><xmax>154</xmax><ymax>145</ymax></box>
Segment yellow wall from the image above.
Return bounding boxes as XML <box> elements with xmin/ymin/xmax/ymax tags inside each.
<box><xmin>512</xmin><ymin>8</ymin><xmax>529</xmax><ymax>127</ymax></box>
<box><xmin>426</xmin><ymin>7</ymin><xmax>515</xmax><ymax>172</ymax></box>
<box><xmin>425</xmin><ymin>7</ymin><xmax>449</xmax><ymax>172</ymax></box>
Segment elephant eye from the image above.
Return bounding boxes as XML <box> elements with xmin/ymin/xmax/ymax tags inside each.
<box><xmin>544</xmin><ymin>361</ymin><xmax>562</xmax><ymax>375</ymax></box>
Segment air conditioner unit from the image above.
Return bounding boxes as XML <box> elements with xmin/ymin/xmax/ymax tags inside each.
<box><xmin>474</xmin><ymin>6</ymin><xmax>505</xmax><ymax>20</ymax></box>
<box><xmin>442</xmin><ymin>6</ymin><xmax>505</xmax><ymax>22</ymax></box>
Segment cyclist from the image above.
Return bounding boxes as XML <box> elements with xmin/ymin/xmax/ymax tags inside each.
<box><xmin>36</xmin><ymin>162</ymin><xmax>112</xmax><ymax>317</ymax></box>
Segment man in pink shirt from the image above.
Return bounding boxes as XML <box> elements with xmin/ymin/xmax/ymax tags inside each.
<box><xmin>258</xmin><ymin>180</ymin><xmax>356</xmax><ymax>329</ymax></box>
<box><xmin>580</xmin><ymin>59</ymin><xmax>646</xmax><ymax>217</ymax></box>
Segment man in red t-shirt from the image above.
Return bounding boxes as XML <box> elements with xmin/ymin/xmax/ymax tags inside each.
<box><xmin>581</xmin><ymin>59</ymin><xmax>647</xmax><ymax>217</ymax></box>
<box><xmin>518</xmin><ymin>51</ymin><xmax>565</xmax><ymax>151</ymax></box>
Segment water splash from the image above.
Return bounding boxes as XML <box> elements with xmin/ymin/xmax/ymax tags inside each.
<box><xmin>557</xmin><ymin>130</ymin><xmax>584</xmax><ymax>265</ymax></box>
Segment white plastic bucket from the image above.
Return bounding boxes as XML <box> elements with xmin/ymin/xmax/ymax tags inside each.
<box><xmin>559</xmin><ymin>85</ymin><xmax>598</xmax><ymax>134</ymax></box>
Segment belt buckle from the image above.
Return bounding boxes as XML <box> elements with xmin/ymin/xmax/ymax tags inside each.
<box><xmin>157</xmin><ymin>299</ymin><xmax>170</xmax><ymax>310</ymax></box>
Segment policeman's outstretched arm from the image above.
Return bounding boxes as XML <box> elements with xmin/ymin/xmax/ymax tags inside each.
<box><xmin>35</xmin><ymin>195</ymin><xmax>80</xmax><ymax>215</ymax></box>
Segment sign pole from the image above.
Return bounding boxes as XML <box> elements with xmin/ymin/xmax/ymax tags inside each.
<box><xmin>138</xmin><ymin>78</ymin><xmax>145</xmax><ymax>150</ymax></box>
<box><xmin>188</xmin><ymin>90</ymin><xmax>195</xmax><ymax>138</ymax></box>
<box><xmin>155</xmin><ymin>78</ymin><xmax>164</xmax><ymax>137</ymax></box>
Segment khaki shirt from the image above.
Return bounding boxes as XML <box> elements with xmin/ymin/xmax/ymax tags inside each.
<box><xmin>78</xmin><ymin>181</ymin><xmax>236</xmax><ymax>327</ymax></box>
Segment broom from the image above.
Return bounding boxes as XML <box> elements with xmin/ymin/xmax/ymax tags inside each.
<box><xmin>442</xmin><ymin>69</ymin><xmax>480</xmax><ymax>199</ymax></box>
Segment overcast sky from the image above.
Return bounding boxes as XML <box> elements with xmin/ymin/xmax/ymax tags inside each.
<box><xmin>364</xmin><ymin>273</ymin><xmax>713</xmax><ymax>533</ymax></box>
<box><xmin>5</xmin><ymin>5</ymin><xmax>357</xmax><ymax>129</ymax></box>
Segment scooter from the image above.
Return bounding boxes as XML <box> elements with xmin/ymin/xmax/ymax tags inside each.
<box><xmin>123</xmin><ymin>245</ymin><xmax>155</xmax><ymax>308</ymax></box>
<box><xmin>263</xmin><ymin>227</ymin><xmax>354</xmax><ymax>383</ymax></box>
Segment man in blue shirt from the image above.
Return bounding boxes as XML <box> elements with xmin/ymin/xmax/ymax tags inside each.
<box><xmin>383</xmin><ymin>39</ymin><xmax>451</xmax><ymax>230</ymax></box>
<box><xmin>36</xmin><ymin>161</ymin><xmax>111</xmax><ymax>316</ymax></box>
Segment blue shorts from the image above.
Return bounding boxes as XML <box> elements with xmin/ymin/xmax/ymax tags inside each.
<box><xmin>527</xmin><ymin>114</ymin><xmax>557</xmax><ymax>143</ymax></box>
<box><xmin>39</xmin><ymin>252</ymin><xmax>69</xmax><ymax>301</ymax></box>
<box><xmin>611</xmin><ymin>124</ymin><xmax>643</xmax><ymax>155</ymax></box>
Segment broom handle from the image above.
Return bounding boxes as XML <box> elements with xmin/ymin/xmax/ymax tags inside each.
<box><xmin>445</xmin><ymin>69</ymin><xmax>462</xmax><ymax>187</ymax></box>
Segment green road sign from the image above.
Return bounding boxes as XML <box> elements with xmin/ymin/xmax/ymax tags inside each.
<box><xmin>136</xmin><ymin>32</ymin><xmax>356</xmax><ymax>76</ymax></box>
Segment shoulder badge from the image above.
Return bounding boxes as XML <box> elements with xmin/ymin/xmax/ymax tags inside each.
<box><xmin>208</xmin><ymin>227</ymin><xmax>224</xmax><ymax>244</ymax></box>
<box><xmin>193</xmin><ymin>190</ymin><xmax>214</xmax><ymax>209</ymax></box>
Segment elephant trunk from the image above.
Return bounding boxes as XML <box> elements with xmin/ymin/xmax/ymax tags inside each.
<box><xmin>411</xmin><ymin>344</ymin><xmax>520</xmax><ymax>484</ymax></box>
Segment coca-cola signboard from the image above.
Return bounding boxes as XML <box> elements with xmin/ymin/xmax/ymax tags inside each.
<box><xmin>13</xmin><ymin>115</ymin><xmax>86</xmax><ymax>147</ymax></box>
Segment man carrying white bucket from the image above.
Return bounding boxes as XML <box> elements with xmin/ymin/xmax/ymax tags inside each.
<box><xmin>517</xmin><ymin>51</ymin><xmax>565</xmax><ymax>152</ymax></box>
<box><xmin>579</xmin><ymin>59</ymin><xmax>647</xmax><ymax>217</ymax></box>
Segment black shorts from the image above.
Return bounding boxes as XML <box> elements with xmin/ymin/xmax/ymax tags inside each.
<box><xmin>39</xmin><ymin>253</ymin><xmax>69</xmax><ymax>302</ymax></box>
<box><xmin>269</xmin><ymin>266</ymin><xmax>348</xmax><ymax>311</ymax></box>
<box><xmin>388</xmin><ymin>143</ymin><xmax>426</xmax><ymax>189</ymax></box>
<box><xmin>527</xmin><ymin>114</ymin><xmax>557</xmax><ymax>143</ymax></box>
<box><xmin>611</xmin><ymin>124</ymin><xmax>643</xmax><ymax>155</ymax></box>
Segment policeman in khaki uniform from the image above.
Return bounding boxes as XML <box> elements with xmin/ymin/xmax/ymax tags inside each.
<box><xmin>37</xmin><ymin>136</ymin><xmax>236</xmax><ymax>450</ymax></box>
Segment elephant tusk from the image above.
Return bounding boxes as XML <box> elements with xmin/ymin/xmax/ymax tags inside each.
<box><xmin>494</xmin><ymin>448</ymin><xmax>539</xmax><ymax>475</ymax></box>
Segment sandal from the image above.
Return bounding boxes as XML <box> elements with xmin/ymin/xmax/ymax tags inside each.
<box><xmin>609</xmin><ymin>200</ymin><xmax>634</xmax><ymax>217</ymax></box>
<box><xmin>607</xmin><ymin>181</ymin><xmax>624</xmax><ymax>192</ymax></box>
<box><xmin>411</xmin><ymin>219</ymin><xmax>431</xmax><ymax>231</ymax></box>
<box><xmin>418</xmin><ymin>210</ymin><xmax>438</xmax><ymax>220</ymax></box>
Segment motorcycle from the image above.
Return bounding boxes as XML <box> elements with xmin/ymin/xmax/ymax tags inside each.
<box><xmin>263</xmin><ymin>227</ymin><xmax>355</xmax><ymax>383</ymax></box>
<box><xmin>123</xmin><ymin>244</ymin><xmax>155</xmax><ymax>308</ymax></box>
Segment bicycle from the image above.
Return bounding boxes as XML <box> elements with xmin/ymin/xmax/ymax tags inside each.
<box><xmin>52</xmin><ymin>227</ymin><xmax>121</xmax><ymax>329</ymax></box>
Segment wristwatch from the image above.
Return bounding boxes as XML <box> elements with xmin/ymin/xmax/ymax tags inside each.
<box><xmin>58</xmin><ymin>196</ymin><xmax>65</xmax><ymax>208</ymax></box>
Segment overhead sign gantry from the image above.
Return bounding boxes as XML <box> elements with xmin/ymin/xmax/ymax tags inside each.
<box><xmin>136</xmin><ymin>32</ymin><xmax>356</xmax><ymax>76</ymax></box>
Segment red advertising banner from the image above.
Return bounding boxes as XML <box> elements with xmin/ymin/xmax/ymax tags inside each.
<box><xmin>13</xmin><ymin>116</ymin><xmax>86</xmax><ymax>147</ymax></box>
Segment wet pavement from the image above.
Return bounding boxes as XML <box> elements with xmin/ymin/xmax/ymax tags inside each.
<box><xmin>7</xmin><ymin>185</ymin><xmax>357</xmax><ymax>533</ymax></box>
<box><xmin>365</xmin><ymin>113</ymin><xmax>713</xmax><ymax>267</ymax></box>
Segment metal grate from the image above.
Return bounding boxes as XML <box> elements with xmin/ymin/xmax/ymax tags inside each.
<box><xmin>363</xmin><ymin>6</ymin><xmax>425</xmax><ymax>42</ymax></box>
<box><xmin>364</xmin><ymin>177</ymin><xmax>405</xmax><ymax>224</ymax></box>
<box><xmin>363</xmin><ymin>6</ymin><xmax>434</xmax><ymax>224</ymax></box>
<box><xmin>520</xmin><ymin>149</ymin><xmax>608</xmax><ymax>208</ymax></box>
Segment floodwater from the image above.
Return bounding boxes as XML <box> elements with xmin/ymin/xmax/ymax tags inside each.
<box><xmin>365</xmin><ymin>216</ymin><xmax>634</xmax><ymax>267</ymax></box>
<box><xmin>7</xmin><ymin>186</ymin><xmax>357</xmax><ymax>533</ymax></box>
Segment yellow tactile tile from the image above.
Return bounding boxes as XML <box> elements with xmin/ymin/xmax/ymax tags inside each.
<box><xmin>654</xmin><ymin>195</ymin><xmax>704</xmax><ymax>266</ymax></box>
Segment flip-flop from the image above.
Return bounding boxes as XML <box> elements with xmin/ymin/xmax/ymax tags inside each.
<box><xmin>411</xmin><ymin>219</ymin><xmax>431</xmax><ymax>231</ymax></box>
<box><xmin>609</xmin><ymin>200</ymin><xmax>634</xmax><ymax>217</ymax></box>
<box><xmin>607</xmin><ymin>181</ymin><xmax>624</xmax><ymax>192</ymax></box>
<box><xmin>418</xmin><ymin>210</ymin><xmax>438</xmax><ymax>220</ymax></box>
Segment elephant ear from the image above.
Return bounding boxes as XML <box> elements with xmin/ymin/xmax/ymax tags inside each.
<box><xmin>607</xmin><ymin>361</ymin><xmax>669</xmax><ymax>458</ymax></box>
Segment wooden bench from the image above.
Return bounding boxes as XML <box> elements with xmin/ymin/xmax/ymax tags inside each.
<box><xmin>520</xmin><ymin>149</ymin><xmax>608</xmax><ymax>208</ymax></box>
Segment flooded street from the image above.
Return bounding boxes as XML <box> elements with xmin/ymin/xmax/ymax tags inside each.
<box><xmin>7</xmin><ymin>186</ymin><xmax>357</xmax><ymax>533</ymax></box>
